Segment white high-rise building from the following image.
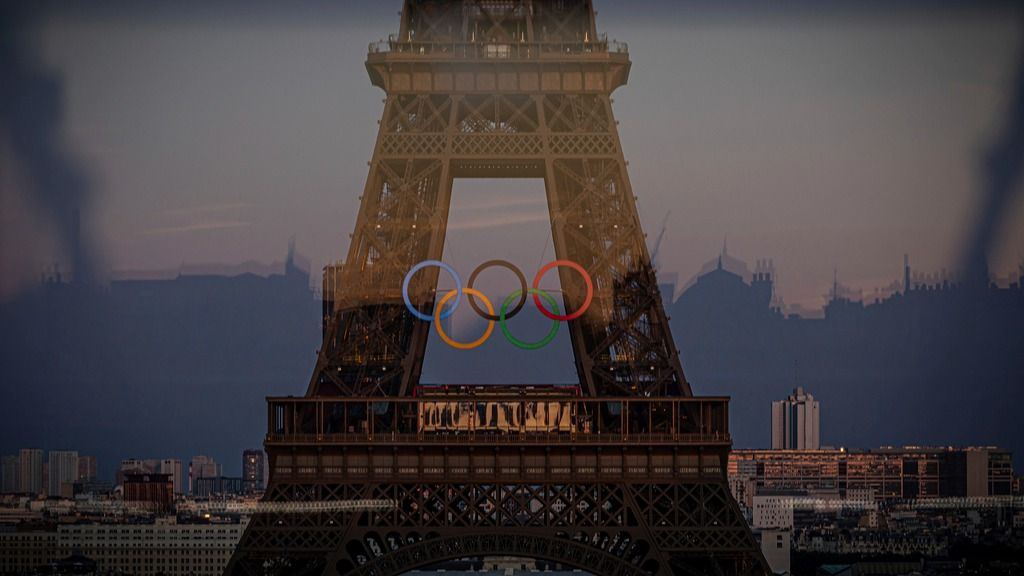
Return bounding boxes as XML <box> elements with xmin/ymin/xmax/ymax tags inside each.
<box><xmin>771</xmin><ymin>386</ymin><xmax>820</xmax><ymax>450</ymax></box>
<box><xmin>753</xmin><ymin>495</ymin><xmax>794</xmax><ymax>529</ymax></box>
<box><xmin>159</xmin><ymin>459</ymin><xmax>184</xmax><ymax>495</ymax></box>
<box><xmin>47</xmin><ymin>451</ymin><xmax>79</xmax><ymax>498</ymax></box>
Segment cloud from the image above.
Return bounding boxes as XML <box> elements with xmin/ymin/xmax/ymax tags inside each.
<box><xmin>451</xmin><ymin>196</ymin><xmax>547</xmax><ymax>213</ymax></box>
<box><xmin>144</xmin><ymin>220</ymin><xmax>251</xmax><ymax>235</ymax></box>
<box><xmin>446</xmin><ymin>211</ymin><xmax>549</xmax><ymax>231</ymax></box>
<box><xmin>145</xmin><ymin>203</ymin><xmax>256</xmax><ymax>235</ymax></box>
<box><xmin>159</xmin><ymin>202</ymin><xmax>256</xmax><ymax>217</ymax></box>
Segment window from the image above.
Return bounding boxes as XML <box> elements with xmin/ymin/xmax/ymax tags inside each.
<box><xmin>485</xmin><ymin>44</ymin><xmax>511</xmax><ymax>58</ymax></box>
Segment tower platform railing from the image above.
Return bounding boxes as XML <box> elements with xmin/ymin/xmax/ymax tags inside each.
<box><xmin>265</xmin><ymin>395</ymin><xmax>730</xmax><ymax>446</ymax></box>
<box><xmin>368</xmin><ymin>37</ymin><xmax>628</xmax><ymax>60</ymax></box>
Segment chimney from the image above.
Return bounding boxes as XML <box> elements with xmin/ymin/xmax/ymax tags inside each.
<box><xmin>903</xmin><ymin>254</ymin><xmax>910</xmax><ymax>294</ymax></box>
<box><xmin>72</xmin><ymin>208</ymin><xmax>81</xmax><ymax>284</ymax></box>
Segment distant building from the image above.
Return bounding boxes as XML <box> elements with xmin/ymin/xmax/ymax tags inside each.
<box><xmin>753</xmin><ymin>495</ymin><xmax>794</xmax><ymax>529</ymax></box>
<box><xmin>118</xmin><ymin>458</ymin><xmax>145</xmax><ymax>475</ymax></box>
<box><xmin>669</xmin><ymin>250</ymin><xmax>1024</xmax><ymax>481</ymax></box>
<box><xmin>189</xmin><ymin>455</ymin><xmax>222</xmax><ymax>494</ymax></box>
<box><xmin>73</xmin><ymin>480</ymin><xmax>114</xmax><ymax>496</ymax></box>
<box><xmin>756</xmin><ymin>528</ymin><xmax>791</xmax><ymax>575</ymax></box>
<box><xmin>77</xmin><ymin>455</ymin><xmax>97</xmax><ymax>482</ymax></box>
<box><xmin>771</xmin><ymin>387</ymin><xmax>820</xmax><ymax>450</ymax></box>
<box><xmin>0</xmin><ymin>245</ymin><xmax>319</xmax><ymax>499</ymax></box>
<box><xmin>117</xmin><ymin>458</ymin><xmax>155</xmax><ymax>486</ymax></box>
<box><xmin>242</xmin><ymin>449</ymin><xmax>265</xmax><ymax>494</ymax></box>
<box><xmin>123</xmin><ymin>473</ymin><xmax>174</xmax><ymax>514</ymax></box>
<box><xmin>0</xmin><ymin>519</ymin><xmax>247</xmax><ymax>576</ymax></box>
<box><xmin>47</xmin><ymin>450</ymin><xmax>79</xmax><ymax>498</ymax></box>
<box><xmin>0</xmin><ymin>531</ymin><xmax>57</xmax><ymax>574</ymax></box>
<box><xmin>118</xmin><ymin>458</ymin><xmax>182</xmax><ymax>494</ymax></box>
<box><xmin>193</xmin><ymin>476</ymin><xmax>243</xmax><ymax>498</ymax></box>
<box><xmin>159</xmin><ymin>459</ymin><xmax>184</xmax><ymax>495</ymax></box>
<box><xmin>18</xmin><ymin>449</ymin><xmax>43</xmax><ymax>495</ymax></box>
<box><xmin>729</xmin><ymin>446</ymin><xmax>1013</xmax><ymax>504</ymax></box>
<box><xmin>1</xmin><ymin>455</ymin><xmax>17</xmax><ymax>494</ymax></box>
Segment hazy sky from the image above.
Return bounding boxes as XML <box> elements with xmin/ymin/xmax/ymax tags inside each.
<box><xmin>2</xmin><ymin>1</ymin><xmax>1023</xmax><ymax>310</ymax></box>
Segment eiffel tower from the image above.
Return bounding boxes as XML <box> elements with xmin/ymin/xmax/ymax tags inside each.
<box><xmin>226</xmin><ymin>2</ymin><xmax>769</xmax><ymax>575</ymax></box>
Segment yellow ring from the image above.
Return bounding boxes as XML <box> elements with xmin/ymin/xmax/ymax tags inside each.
<box><xmin>434</xmin><ymin>288</ymin><xmax>494</xmax><ymax>350</ymax></box>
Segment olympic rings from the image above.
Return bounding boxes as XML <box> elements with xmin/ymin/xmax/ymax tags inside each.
<box><xmin>402</xmin><ymin>260</ymin><xmax>462</xmax><ymax>321</ymax></box>
<box><xmin>500</xmin><ymin>288</ymin><xmax>560</xmax><ymax>350</ymax></box>
<box><xmin>401</xmin><ymin>259</ymin><xmax>592</xmax><ymax>350</ymax></box>
<box><xmin>532</xmin><ymin>259</ymin><xmax>594</xmax><ymax>321</ymax></box>
<box><xmin>435</xmin><ymin>288</ymin><xmax>494</xmax><ymax>350</ymax></box>
<box><xmin>468</xmin><ymin>259</ymin><xmax>527</xmax><ymax>321</ymax></box>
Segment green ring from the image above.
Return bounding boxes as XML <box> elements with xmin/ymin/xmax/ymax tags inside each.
<box><xmin>500</xmin><ymin>288</ymin><xmax>561</xmax><ymax>350</ymax></box>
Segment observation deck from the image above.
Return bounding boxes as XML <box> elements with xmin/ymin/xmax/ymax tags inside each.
<box><xmin>369</xmin><ymin>35</ymin><xmax>628</xmax><ymax>60</ymax></box>
<box><xmin>264</xmin><ymin>394</ymin><xmax>731</xmax><ymax>486</ymax></box>
<box><xmin>266</xmin><ymin>394</ymin><xmax>730</xmax><ymax>447</ymax></box>
<box><xmin>366</xmin><ymin>35</ymin><xmax>631</xmax><ymax>94</ymax></box>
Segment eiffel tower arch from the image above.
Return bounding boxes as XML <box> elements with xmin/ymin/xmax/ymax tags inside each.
<box><xmin>226</xmin><ymin>2</ymin><xmax>769</xmax><ymax>575</ymax></box>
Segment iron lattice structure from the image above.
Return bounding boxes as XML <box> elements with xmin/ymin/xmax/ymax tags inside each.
<box><xmin>227</xmin><ymin>2</ymin><xmax>769</xmax><ymax>575</ymax></box>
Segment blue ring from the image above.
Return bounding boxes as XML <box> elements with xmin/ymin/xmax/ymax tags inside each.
<box><xmin>402</xmin><ymin>260</ymin><xmax>462</xmax><ymax>321</ymax></box>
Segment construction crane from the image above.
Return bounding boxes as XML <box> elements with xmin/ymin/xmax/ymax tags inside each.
<box><xmin>650</xmin><ymin>210</ymin><xmax>671</xmax><ymax>270</ymax></box>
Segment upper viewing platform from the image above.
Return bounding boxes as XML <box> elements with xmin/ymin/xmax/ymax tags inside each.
<box><xmin>369</xmin><ymin>35</ymin><xmax>628</xmax><ymax>61</ymax></box>
<box><xmin>366</xmin><ymin>0</ymin><xmax>631</xmax><ymax>94</ymax></box>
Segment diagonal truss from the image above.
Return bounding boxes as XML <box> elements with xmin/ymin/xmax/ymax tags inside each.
<box><xmin>309</xmin><ymin>87</ymin><xmax>689</xmax><ymax>398</ymax></box>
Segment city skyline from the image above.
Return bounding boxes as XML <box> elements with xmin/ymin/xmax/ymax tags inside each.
<box><xmin>2</xmin><ymin>2</ymin><xmax>1023</xmax><ymax>311</ymax></box>
<box><xmin>2</xmin><ymin>2</ymin><xmax>1022</xmax><ymax>574</ymax></box>
<box><xmin>0</xmin><ymin>449</ymin><xmax>266</xmax><ymax>494</ymax></box>
<box><xmin>1</xmin><ymin>441</ymin><xmax>1018</xmax><ymax>576</ymax></box>
<box><xmin>2</xmin><ymin>242</ymin><xmax>1022</xmax><ymax>481</ymax></box>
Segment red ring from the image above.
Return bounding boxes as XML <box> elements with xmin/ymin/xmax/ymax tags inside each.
<box><xmin>531</xmin><ymin>260</ymin><xmax>593</xmax><ymax>321</ymax></box>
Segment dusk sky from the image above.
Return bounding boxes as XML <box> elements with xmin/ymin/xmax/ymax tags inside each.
<box><xmin>3</xmin><ymin>8</ymin><xmax>1023</xmax><ymax>571</ymax></box>
<box><xmin>3</xmin><ymin>0</ymin><xmax>1024</xmax><ymax>487</ymax></box>
<box><xmin>2</xmin><ymin>0</ymin><xmax>1023</xmax><ymax>311</ymax></box>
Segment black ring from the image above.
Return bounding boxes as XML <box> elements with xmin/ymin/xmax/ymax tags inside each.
<box><xmin>467</xmin><ymin>259</ymin><xmax>527</xmax><ymax>321</ymax></box>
